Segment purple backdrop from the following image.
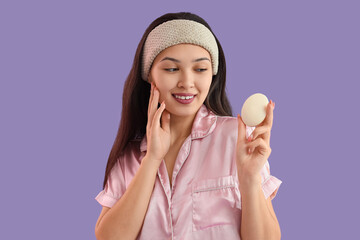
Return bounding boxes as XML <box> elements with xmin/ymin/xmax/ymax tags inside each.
<box><xmin>1</xmin><ymin>0</ymin><xmax>359</xmax><ymax>239</ymax></box>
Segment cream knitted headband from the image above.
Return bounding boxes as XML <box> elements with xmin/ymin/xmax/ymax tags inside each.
<box><xmin>141</xmin><ymin>19</ymin><xmax>219</xmax><ymax>82</ymax></box>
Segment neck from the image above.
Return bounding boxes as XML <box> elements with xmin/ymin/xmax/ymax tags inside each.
<box><xmin>169</xmin><ymin>113</ymin><xmax>196</xmax><ymax>144</ymax></box>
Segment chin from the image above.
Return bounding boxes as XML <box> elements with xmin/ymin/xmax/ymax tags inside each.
<box><xmin>167</xmin><ymin>102</ymin><xmax>202</xmax><ymax>117</ymax></box>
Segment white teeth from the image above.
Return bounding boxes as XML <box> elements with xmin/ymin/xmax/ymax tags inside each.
<box><xmin>174</xmin><ymin>95</ymin><xmax>194</xmax><ymax>100</ymax></box>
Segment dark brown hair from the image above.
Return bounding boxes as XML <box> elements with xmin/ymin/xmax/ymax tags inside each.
<box><xmin>101</xmin><ymin>12</ymin><xmax>233</xmax><ymax>189</ymax></box>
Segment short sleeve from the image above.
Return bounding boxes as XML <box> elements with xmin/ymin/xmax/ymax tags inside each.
<box><xmin>260</xmin><ymin>160</ymin><xmax>282</xmax><ymax>200</ymax></box>
<box><xmin>95</xmin><ymin>157</ymin><xmax>126</xmax><ymax>208</ymax></box>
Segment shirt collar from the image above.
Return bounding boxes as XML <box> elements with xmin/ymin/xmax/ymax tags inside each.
<box><xmin>139</xmin><ymin>104</ymin><xmax>217</xmax><ymax>153</ymax></box>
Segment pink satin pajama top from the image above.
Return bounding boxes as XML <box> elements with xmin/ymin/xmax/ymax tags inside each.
<box><xmin>95</xmin><ymin>104</ymin><xmax>282</xmax><ymax>239</ymax></box>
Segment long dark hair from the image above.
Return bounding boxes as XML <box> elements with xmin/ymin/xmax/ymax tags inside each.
<box><xmin>101</xmin><ymin>12</ymin><xmax>233</xmax><ymax>189</ymax></box>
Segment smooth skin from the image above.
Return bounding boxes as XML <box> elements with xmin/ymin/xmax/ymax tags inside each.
<box><xmin>147</xmin><ymin>43</ymin><xmax>213</xmax><ymax>145</ymax></box>
<box><xmin>95</xmin><ymin>44</ymin><xmax>280</xmax><ymax>239</ymax></box>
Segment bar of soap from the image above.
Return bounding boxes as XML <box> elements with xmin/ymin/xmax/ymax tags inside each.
<box><xmin>241</xmin><ymin>93</ymin><xmax>269</xmax><ymax>127</ymax></box>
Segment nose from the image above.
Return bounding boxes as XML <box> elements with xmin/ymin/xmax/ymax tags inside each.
<box><xmin>177</xmin><ymin>69</ymin><xmax>195</xmax><ymax>89</ymax></box>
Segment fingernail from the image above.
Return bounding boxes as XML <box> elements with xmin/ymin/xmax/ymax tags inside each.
<box><xmin>270</xmin><ymin>99</ymin><xmax>275</xmax><ymax>109</ymax></box>
<box><xmin>247</xmin><ymin>135</ymin><xmax>252</xmax><ymax>142</ymax></box>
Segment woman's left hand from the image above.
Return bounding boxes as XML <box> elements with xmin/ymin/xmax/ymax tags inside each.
<box><xmin>236</xmin><ymin>100</ymin><xmax>275</xmax><ymax>183</ymax></box>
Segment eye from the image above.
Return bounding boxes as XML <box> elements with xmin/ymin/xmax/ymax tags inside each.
<box><xmin>164</xmin><ymin>68</ymin><xmax>178</xmax><ymax>72</ymax></box>
<box><xmin>196</xmin><ymin>68</ymin><xmax>208</xmax><ymax>72</ymax></box>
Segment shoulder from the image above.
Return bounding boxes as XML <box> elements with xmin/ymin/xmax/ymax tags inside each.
<box><xmin>122</xmin><ymin>139</ymin><xmax>144</xmax><ymax>164</ymax></box>
<box><xmin>215</xmin><ymin>115</ymin><xmax>238</xmax><ymax>132</ymax></box>
<box><xmin>215</xmin><ymin>114</ymin><xmax>255</xmax><ymax>140</ymax></box>
<box><xmin>212</xmin><ymin>115</ymin><xmax>238</xmax><ymax>141</ymax></box>
<box><xmin>215</xmin><ymin>115</ymin><xmax>238</xmax><ymax>128</ymax></box>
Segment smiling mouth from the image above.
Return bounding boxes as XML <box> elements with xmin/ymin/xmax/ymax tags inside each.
<box><xmin>172</xmin><ymin>94</ymin><xmax>197</xmax><ymax>104</ymax></box>
<box><xmin>172</xmin><ymin>94</ymin><xmax>196</xmax><ymax>100</ymax></box>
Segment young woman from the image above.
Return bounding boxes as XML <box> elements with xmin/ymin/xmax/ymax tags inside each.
<box><xmin>95</xmin><ymin>12</ymin><xmax>282</xmax><ymax>240</ymax></box>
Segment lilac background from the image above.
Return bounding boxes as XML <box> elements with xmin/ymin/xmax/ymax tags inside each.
<box><xmin>1</xmin><ymin>0</ymin><xmax>359</xmax><ymax>239</ymax></box>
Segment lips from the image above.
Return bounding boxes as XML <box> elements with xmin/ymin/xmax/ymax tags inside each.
<box><xmin>172</xmin><ymin>94</ymin><xmax>196</xmax><ymax>99</ymax></box>
<box><xmin>172</xmin><ymin>93</ymin><xmax>196</xmax><ymax>96</ymax></box>
<box><xmin>172</xmin><ymin>94</ymin><xmax>196</xmax><ymax>104</ymax></box>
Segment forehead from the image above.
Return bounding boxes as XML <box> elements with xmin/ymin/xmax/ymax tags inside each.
<box><xmin>154</xmin><ymin>43</ymin><xmax>211</xmax><ymax>63</ymax></box>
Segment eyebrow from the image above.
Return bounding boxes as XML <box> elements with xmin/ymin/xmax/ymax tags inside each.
<box><xmin>160</xmin><ymin>57</ymin><xmax>211</xmax><ymax>63</ymax></box>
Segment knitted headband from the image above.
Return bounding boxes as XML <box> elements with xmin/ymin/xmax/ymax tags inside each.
<box><xmin>141</xmin><ymin>19</ymin><xmax>219</xmax><ymax>82</ymax></box>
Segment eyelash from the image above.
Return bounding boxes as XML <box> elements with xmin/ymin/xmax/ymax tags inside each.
<box><xmin>164</xmin><ymin>68</ymin><xmax>208</xmax><ymax>72</ymax></box>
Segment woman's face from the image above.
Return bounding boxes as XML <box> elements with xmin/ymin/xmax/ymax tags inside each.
<box><xmin>148</xmin><ymin>43</ymin><xmax>213</xmax><ymax>117</ymax></box>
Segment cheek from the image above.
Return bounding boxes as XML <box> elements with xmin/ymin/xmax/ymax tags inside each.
<box><xmin>156</xmin><ymin>85</ymin><xmax>173</xmax><ymax>101</ymax></box>
<box><xmin>198</xmin><ymin>79</ymin><xmax>212</xmax><ymax>93</ymax></box>
<box><xmin>156</xmin><ymin>83</ymin><xmax>172</xmax><ymax>94</ymax></box>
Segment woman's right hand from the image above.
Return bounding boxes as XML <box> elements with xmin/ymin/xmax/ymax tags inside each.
<box><xmin>145</xmin><ymin>82</ymin><xmax>171</xmax><ymax>164</ymax></box>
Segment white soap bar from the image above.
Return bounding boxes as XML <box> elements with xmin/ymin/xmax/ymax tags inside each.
<box><xmin>241</xmin><ymin>93</ymin><xmax>269</xmax><ymax>127</ymax></box>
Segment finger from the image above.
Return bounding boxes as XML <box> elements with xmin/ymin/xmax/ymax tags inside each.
<box><xmin>149</xmin><ymin>87</ymin><xmax>160</xmax><ymax>128</ymax></box>
<box><xmin>151</xmin><ymin>101</ymin><xmax>166</xmax><ymax>130</ymax></box>
<box><xmin>255</xmin><ymin>100</ymin><xmax>274</xmax><ymax>145</ymax></box>
<box><xmin>147</xmin><ymin>82</ymin><xmax>154</xmax><ymax>117</ymax></box>
<box><xmin>146</xmin><ymin>83</ymin><xmax>153</xmax><ymax>136</ymax></box>
<box><xmin>263</xmin><ymin>100</ymin><xmax>274</xmax><ymax>129</ymax></box>
<box><xmin>161</xmin><ymin>109</ymin><xmax>171</xmax><ymax>133</ymax></box>
<box><xmin>248</xmin><ymin>125</ymin><xmax>271</xmax><ymax>146</ymax></box>
<box><xmin>247</xmin><ymin>138</ymin><xmax>270</xmax><ymax>156</ymax></box>
<box><xmin>237</xmin><ymin>114</ymin><xmax>247</xmax><ymax>145</ymax></box>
